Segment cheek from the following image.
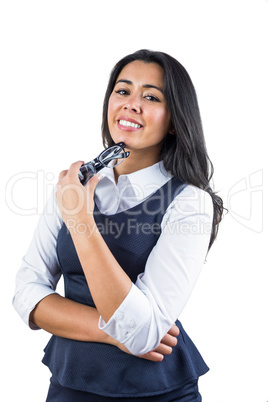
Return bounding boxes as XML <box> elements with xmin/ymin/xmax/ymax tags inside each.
<box><xmin>107</xmin><ymin>100</ymin><xmax>117</xmax><ymax>134</ymax></box>
<box><xmin>107</xmin><ymin>98</ymin><xmax>114</xmax><ymax>122</ymax></box>
<box><xmin>107</xmin><ymin>96</ymin><xmax>122</xmax><ymax>125</ymax></box>
<box><xmin>152</xmin><ymin>108</ymin><xmax>171</xmax><ymax>133</ymax></box>
<box><xmin>107</xmin><ymin>97</ymin><xmax>120</xmax><ymax>136</ymax></box>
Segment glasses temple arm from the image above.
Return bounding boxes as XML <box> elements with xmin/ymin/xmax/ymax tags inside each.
<box><xmin>102</xmin><ymin>154</ymin><xmax>126</xmax><ymax>164</ymax></box>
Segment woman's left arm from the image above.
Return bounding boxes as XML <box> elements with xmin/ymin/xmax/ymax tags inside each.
<box><xmin>57</xmin><ymin>161</ymin><xmax>213</xmax><ymax>356</ymax></box>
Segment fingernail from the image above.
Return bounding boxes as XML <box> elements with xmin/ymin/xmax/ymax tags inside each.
<box><xmin>97</xmin><ymin>173</ymin><xmax>104</xmax><ymax>181</ymax></box>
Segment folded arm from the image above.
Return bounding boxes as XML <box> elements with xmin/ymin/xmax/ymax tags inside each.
<box><xmin>99</xmin><ymin>185</ymin><xmax>213</xmax><ymax>354</ymax></box>
<box><xmin>30</xmin><ymin>293</ymin><xmax>179</xmax><ymax>361</ymax></box>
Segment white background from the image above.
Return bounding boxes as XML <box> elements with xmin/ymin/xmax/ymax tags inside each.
<box><xmin>1</xmin><ymin>0</ymin><xmax>267</xmax><ymax>401</ymax></box>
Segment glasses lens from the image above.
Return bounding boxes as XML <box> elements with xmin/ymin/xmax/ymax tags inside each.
<box><xmin>99</xmin><ymin>145</ymin><xmax>126</xmax><ymax>168</ymax></box>
<box><xmin>79</xmin><ymin>162</ymin><xmax>95</xmax><ymax>186</ymax></box>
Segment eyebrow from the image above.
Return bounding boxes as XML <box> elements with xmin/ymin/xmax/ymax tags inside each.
<box><xmin>115</xmin><ymin>79</ymin><xmax>164</xmax><ymax>94</ymax></box>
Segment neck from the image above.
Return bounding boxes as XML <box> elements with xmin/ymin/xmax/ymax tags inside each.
<box><xmin>113</xmin><ymin>148</ymin><xmax>161</xmax><ymax>183</ymax></box>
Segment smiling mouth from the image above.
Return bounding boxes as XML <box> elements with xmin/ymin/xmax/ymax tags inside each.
<box><xmin>118</xmin><ymin>119</ymin><xmax>142</xmax><ymax>129</ymax></box>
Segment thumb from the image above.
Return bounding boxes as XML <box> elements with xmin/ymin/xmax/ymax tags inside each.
<box><xmin>86</xmin><ymin>172</ymin><xmax>104</xmax><ymax>192</ymax></box>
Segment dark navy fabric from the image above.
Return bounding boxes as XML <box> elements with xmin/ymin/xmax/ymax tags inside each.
<box><xmin>46</xmin><ymin>376</ymin><xmax>202</xmax><ymax>401</ymax></box>
<box><xmin>42</xmin><ymin>177</ymin><xmax>209</xmax><ymax>398</ymax></box>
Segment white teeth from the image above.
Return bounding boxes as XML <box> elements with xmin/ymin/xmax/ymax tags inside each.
<box><xmin>119</xmin><ymin>120</ymin><xmax>141</xmax><ymax>128</ymax></box>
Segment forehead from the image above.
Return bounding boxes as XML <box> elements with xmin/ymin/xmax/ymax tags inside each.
<box><xmin>116</xmin><ymin>60</ymin><xmax>165</xmax><ymax>86</ymax></box>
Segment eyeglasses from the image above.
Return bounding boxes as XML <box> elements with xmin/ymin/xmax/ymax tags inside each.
<box><xmin>78</xmin><ymin>142</ymin><xmax>130</xmax><ymax>186</ymax></box>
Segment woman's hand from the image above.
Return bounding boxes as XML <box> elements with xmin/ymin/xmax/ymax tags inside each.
<box><xmin>56</xmin><ymin>161</ymin><xmax>101</xmax><ymax>230</ymax></box>
<box><xmin>115</xmin><ymin>324</ymin><xmax>180</xmax><ymax>362</ymax></box>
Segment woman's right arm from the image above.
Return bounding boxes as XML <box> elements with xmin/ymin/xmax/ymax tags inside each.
<box><xmin>12</xmin><ymin>185</ymin><xmax>110</xmax><ymax>343</ymax></box>
<box><xmin>29</xmin><ymin>293</ymin><xmax>111</xmax><ymax>342</ymax></box>
<box><xmin>13</xmin><ymin>187</ymin><xmax>178</xmax><ymax>361</ymax></box>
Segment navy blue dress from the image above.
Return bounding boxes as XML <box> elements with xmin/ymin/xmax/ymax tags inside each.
<box><xmin>42</xmin><ymin>178</ymin><xmax>209</xmax><ymax>398</ymax></box>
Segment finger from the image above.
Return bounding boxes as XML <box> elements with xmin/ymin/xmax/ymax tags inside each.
<box><xmin>160</xmin><ymin>333</ymin><xmax>178</xmax><ymax>348</ymax></box>
<box><xmin>67</xmin><ymin>161</ymin><xmax>85</xmax><ymax>180</ymax></box>
<box><xmin>153</xmin><ymin>342</ymin><xmax>172</xmax><ymax>356</ymax></box>
<box><xmin>139</xmin><ymin>351</ymin><xmax>164</xmax><ymax>362</ymax></box>
<box><xmin>167</xmin><ymin>324</ymin><xmax>180</xmax><ymax>337</ymax></box>
<box><xmin>58</xmin><ymin>169</ymin><xmax>68</xmax><ymax>182</ymax></box>
<box><xmin>85</xmin><ymin>172</ymin><xmax>104</xmax><ymax>191</ymax></box>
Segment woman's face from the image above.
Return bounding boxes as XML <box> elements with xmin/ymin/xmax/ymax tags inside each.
<box><xmin>107</xmin><ymin>60</ymin><xmax>171</xmax><ymax>158</ymax></box>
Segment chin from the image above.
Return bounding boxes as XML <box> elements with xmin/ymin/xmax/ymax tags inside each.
<box><xmin>110</xmin><ymin>132</ymin><xmax>128</xmax><ymax>146</ymax></box>
<box><xmin>110</xmin><ymin>131</ymin><xmax>141</xmax><ymax>151</ymax></box>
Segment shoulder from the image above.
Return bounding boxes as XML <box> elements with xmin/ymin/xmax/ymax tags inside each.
<box><xmin>163</xmin><ymin>183</ymin><xmax>214</xmax><ymax>225</ymax></box>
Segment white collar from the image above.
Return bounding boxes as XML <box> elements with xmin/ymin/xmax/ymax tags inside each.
<box><xmin>100</xmin><ymin>161</ymin><xmax>172</xmax><ymax>200</ymax></box>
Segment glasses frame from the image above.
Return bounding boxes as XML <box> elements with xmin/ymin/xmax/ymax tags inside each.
<box><xmin>78</xmin><ymin>142</ymin><xmax>130</xmax><ymax>186</ymax></box>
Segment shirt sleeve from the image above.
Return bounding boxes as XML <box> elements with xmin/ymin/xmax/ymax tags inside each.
<box><xmin>12</xmin><ymin>186</ymin><xmax>63</xmax><ymax>329</ymax></box>
<box><xmin>99</xmin><ymin>185</ymin><xmax>214</xmax><ymax>355</ymax></box>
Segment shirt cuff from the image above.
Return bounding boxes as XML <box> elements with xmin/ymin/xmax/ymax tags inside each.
<box><xmin>13</xmin><ymin>285</ymin><xmax>56</xmax><ymax>330</ymax></box>
<box><xmin>98</xmin><ymin>283</ymin><xmax>151</xmax><ymax>354</ymax></box>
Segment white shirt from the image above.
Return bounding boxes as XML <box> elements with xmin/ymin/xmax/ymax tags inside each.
<box><xmin>13</xmin><ymin>161</ymin><xmax>213</xmax><ymax>355</ymax></box>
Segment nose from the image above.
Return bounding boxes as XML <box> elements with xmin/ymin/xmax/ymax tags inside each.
<box><xmin>123</xmin><ymin>95</ymin><xmax>141</xmax><ymax>113</ymax></box>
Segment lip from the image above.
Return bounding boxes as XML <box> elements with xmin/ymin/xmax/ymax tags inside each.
<box><xmin>117</xmin><ymin>116</ymin><xmax>143</xmax><ymax>132</ymax></box>
<box><xmin>117</xmin><ymin>116</ymin><xmax>143</xmax><ymax>126</ymax></box>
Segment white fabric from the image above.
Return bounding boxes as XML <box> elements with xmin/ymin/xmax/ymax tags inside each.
<box><xmin>13</xmin><ymin>161</ymin><xmax>213</xmax><ymax>354</ymax></box>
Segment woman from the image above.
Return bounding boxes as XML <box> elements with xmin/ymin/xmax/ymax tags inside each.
<box><xmin>13</xmin><ymin>49</ymin><xmax>223</xmax><ymax>401</ymax></box>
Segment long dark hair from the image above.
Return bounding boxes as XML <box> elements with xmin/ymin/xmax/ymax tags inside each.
<box><xmin>101</xmin><ymin>49</ymin><xmax>224</xmax><ymax>249</ymax></box>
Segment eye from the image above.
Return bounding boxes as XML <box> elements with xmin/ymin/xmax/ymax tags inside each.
<box><xmin>144</xmin><ymin>94</ymin><xmax>160</xmax><ymax>102</ymax></box>
<box><xmin>115</xmin><ymin>89</ymin><xmax>129</xmax><ymax>96</ymax></box>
